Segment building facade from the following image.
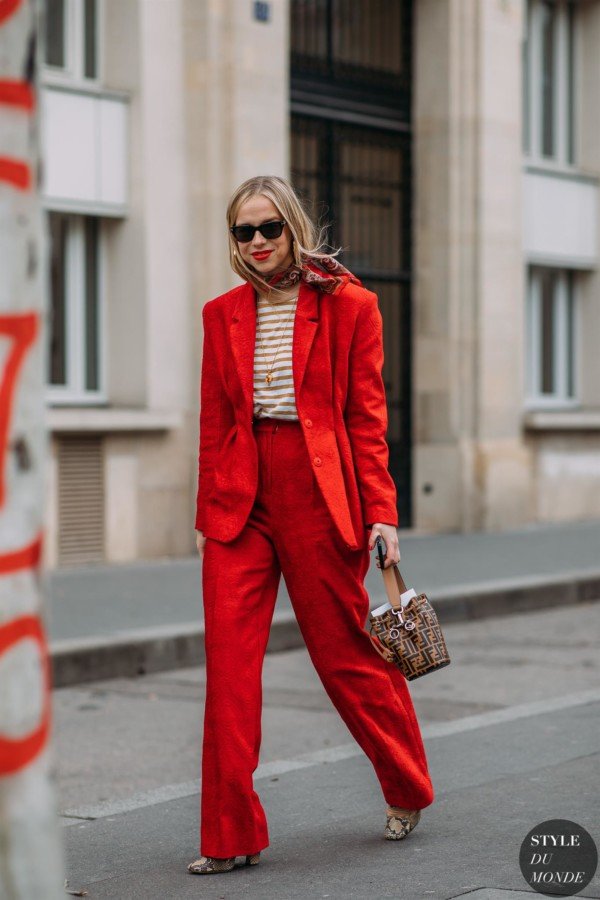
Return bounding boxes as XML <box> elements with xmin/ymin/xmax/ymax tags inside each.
<box><xmin>40</xmin><ymin>0</ymin><xmax>600</xmax><ymax>568</ymax></box>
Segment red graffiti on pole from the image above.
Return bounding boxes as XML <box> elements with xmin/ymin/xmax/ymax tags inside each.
<box><xmin>0</xmin><ymin>314</ymin><xmax>49</xmax><ymax>774</ymax></box>
<box><xmin>0</xmin><ymin>615</ymin><xmax>51</xmax><ymax>776</ymax></box>
<box><xmin>0</xmin><ymin>156</ymin><xmax>30</xmax><ymax>189</ymax></box>
<box><xmin>0</xmin><ymin>312</ymin><xmax>37</xmax><ymax>507</ymax></box>
<box><xmin>0</xmin><ymin>78</ymin><xmax>34</xmax><ymax>110</ymax></box>
<box><xmin>0</xmin><ymin>0</ymin><xmax>51</xmax><ymax>778</ymax></box>
<box><xmin>0</xmin><ymin>534</ymin><xmax>43</xmax><ymax>574</ymax></box>
<box><xmin>0</xmin><ymin>0</ymin><xmax>23</xmax><ymax>26</ymax></box>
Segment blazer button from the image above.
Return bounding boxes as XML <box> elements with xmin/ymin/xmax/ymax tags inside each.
<box><xmin>304</xmin><ymin>418</ymin><xmax>313</xmax><ymax>427</ymax></box>
<box><xmin>313</xmin><ymin>456</ymin><xmax>322</xmax><ymax>466</ymax></box>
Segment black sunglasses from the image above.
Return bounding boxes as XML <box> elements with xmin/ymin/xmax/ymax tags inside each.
<box><xmin>230</xmin><ymin>219</ymin><xmax>287</xmax><ymax>243</ymax></box>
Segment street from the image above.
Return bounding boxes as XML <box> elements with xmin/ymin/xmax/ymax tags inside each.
<box><xmin>53</xmin><ymin>600</ymin><xmax>600</xmax><ymax>899</ymax></box>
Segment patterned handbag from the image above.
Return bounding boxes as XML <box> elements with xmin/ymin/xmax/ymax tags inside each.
<box><xmin>368</xmin><ymin>535</ymin><xmax>451</xmax><ymax>681</ymax></box>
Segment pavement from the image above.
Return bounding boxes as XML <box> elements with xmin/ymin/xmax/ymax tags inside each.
<box><xmin>45</xmin><ymin>518</ymin><xmax>600</xmax><ymax>687</ymax></box>
<box><xmin>53</xmin><ymin>599</ymin><xmax>600</xmax><ymax>899</ymax></box>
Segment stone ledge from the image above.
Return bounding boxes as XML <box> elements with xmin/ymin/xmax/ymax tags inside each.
<box><xmin>46</xmin><ymin>407</ymin><xmax>184</xmax><ymax>434</ymax></box>
<box><xmin>523</xmin><ymin>409</ymin><xmax>600</xmax><ymax>432</ymax></box>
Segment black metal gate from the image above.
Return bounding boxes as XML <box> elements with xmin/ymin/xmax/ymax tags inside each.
<box><xmin>290</xmin><ymin>0</ymin><xmax>413</xmax><ymax>526</ymax></box>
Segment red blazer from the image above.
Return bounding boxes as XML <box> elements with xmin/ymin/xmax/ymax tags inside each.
<box><xmin>195</xmin><ymin>278</ymin><xmax>398</xmax><ymax>550</ymax></box>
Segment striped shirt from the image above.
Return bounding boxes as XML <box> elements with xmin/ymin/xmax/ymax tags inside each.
<box><xmin>253</xmin><ymin>293</ymin><xmax>299</xmax><ymax>420</ymax></box>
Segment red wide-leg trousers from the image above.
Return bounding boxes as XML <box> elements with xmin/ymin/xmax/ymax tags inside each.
<box><xmin>199</xmin><ymin>418</ymin><xmax>434</xmax><ymax>857</ymax></box>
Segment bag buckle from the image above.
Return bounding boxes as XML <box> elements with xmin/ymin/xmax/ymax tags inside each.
<box><xmin>391</xmin><ymin>608</ymin><xmax>416</xmax><ymax>633</ymax></box>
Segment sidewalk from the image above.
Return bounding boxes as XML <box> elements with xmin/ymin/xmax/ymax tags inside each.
<box><xmin>46</xmin><ymin>518</ymin><xmax>600</xmax><ymax>687</ymax></box>
<box><xmin>57</xmin><ymin>601</ymin><xmax>600</xmax><ymax>899</ymax></box>
<box><xmin>61</xmin><ymin>690</ymin><xmax>600</xmax><ymax>899</ymax></box>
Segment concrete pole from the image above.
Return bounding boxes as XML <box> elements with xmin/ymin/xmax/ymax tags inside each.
<box><xmin>0</xmin><ymin>0</ymin><xmax>65</xmax><ymax>896</ymax></box>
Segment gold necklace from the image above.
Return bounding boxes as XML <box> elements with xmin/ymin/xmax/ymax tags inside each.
<box><xmin>256</xmin><ymin>296</ymin><xmax>298</xmax><ymax>385</ymax></box>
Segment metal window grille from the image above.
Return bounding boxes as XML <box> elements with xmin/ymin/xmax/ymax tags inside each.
<box><xmin>291</xmin><ymin>0</ymin><xmax>410</xmax><ymax>96</ymax></box>
<box><xmin>57</xmin><ymin>435</ymin><xmax>105</xmax><ymax>566</ymax></box>
<box><xmin>291</xmin><ymin>115</ymin><xmax>413</xmax><ymax>525</ymax></box>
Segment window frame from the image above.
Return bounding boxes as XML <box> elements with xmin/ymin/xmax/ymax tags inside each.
<box><xmin>46</xmin><ymin>212</ymin><xmax>107</xmax><ymax>406</ymax></box>
<box><xmin>42</xmin><ymin>0</ymin><xmax>102</xmax><ymax>89</ymax></box>
<box><xmin>523</xmin><ymin>0</ymin><xmax>579</xmax><ymax>170</ymax></box>
<box><xmin>525</xmin><ymin>264</ymin><xmax>580</xmax><ymax>409</ymax></box>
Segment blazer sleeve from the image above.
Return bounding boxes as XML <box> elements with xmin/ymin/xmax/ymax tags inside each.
<box><xmin>343</xmin><ymin>292</ymin><xmax>399</xmax><ymax>529</ymax></box>
<box><xmin>195</xmin><ymin>305</ymin><xmax>223</xmax><ymax>532</ymax></box>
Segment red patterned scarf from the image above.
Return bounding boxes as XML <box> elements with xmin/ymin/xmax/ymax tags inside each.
<box><xmin>264</xmin><ymin>254</ymin><xmax>362</xmax><ymax>295</ymax></box>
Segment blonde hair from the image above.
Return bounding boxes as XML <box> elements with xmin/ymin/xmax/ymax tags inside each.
<box><xmin>226</xmin><ymin>175</ymin><xmax>342</xmax><ymax>300</ymax></box>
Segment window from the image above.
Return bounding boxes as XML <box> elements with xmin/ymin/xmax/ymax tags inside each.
<box><xmin>47</xmin><ymin>212</ymin><xmax>104</xmax><ymax>404</ymax></box>
<box><xmin>43</xmin><ymin>0</ymin><xmax>99</xmax><ymax>83</ymax></box>
<box><xmin>522</xmin><ymin>0</ymin><xmax>576</xmax><ymax>165</ymax></box>
<box><xmin>291</xmin><ymin>0</ymin><xmax>411</xmax><ymax>103</ymax></box>
<box><xmin>526</xmin><ymin>266</ymin><xmax>578</xmax><ymax>406</ymax></box>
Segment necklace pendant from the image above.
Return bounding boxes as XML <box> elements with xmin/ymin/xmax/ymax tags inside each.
<box><xmin>265</xmin><ymin>372</ymin><xmax>273</xmax><ymax>384</ymax></box>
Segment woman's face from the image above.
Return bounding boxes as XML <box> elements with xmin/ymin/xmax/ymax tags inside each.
<box><xmin>233</xmin><ymin>195</ymin><xmax>294</xmax><ymax>277</ymax></box>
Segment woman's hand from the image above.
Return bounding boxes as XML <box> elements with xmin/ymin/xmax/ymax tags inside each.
<box><xmin>367</xmin><ymin>523</ymin><xmax>400</xmax><ymax>567</ymax></box>
<box><xmin>195</xmin><ymin>529</ymin><xmax>206</xmax><ymax>558</ymax></box>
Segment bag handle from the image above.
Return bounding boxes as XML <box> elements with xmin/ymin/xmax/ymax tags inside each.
<box><xmin>375</xmin><ymin>535</ymin><xmax>408</xmax><ymax>611</ymax></box>
<box><xmin>381</xmin><ymin>564</ymin><xmax>409</xmax><ymax>611</ymax></box>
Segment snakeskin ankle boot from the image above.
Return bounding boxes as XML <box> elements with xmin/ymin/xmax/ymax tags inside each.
<box><xmin>384</xmin><ymin>807</ymin><xmax>421</xmax><ymax>840</ymax></box>
<box><xmin>187</xmin><ymin>852</ymin><xmax>261</xmax><ymax>874</ymax></box>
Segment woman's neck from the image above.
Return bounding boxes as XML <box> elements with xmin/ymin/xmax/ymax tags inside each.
<box><xmin>257</xmin><ymin>283</ymin><xmax>299</xmax><ymax>304</ymax></box>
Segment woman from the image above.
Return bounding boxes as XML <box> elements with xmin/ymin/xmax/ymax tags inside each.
<box><xmin>187</xmin><ymin>175</ymin><xmax>434</xmax><ymax>876</ymax></box>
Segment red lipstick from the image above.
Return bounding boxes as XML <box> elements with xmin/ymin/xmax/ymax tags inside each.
<box><xmin>252</xmin><ymin>250</ymin><xmax>273</xmax><ymax>260</ymax></box>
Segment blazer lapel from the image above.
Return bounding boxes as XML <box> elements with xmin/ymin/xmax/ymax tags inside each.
<box><xmin>230</xmin><ymin>282</ymin><xmax>256</xmax><ymax>420</ymax></box>
<box><xmin>292</xmin><ymin>279</ymin><xmax>319</xmax><ymax>401</ymax></box>
<box><xmin>229</xmin><ymin>278</ymin><xmax>320</xmax><ymax>417</ymax></box>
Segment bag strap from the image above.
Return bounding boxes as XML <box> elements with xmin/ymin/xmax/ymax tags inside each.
<box><xmin>380</xmin><ymin>563</ymin><xmax>409</xmax><ymax>611</ymax></box>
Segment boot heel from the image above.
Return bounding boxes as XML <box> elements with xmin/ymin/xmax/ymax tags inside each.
<box><xmin>245</xmin><ymin>852</ymin><xmax>261</xmax><ymax>866</ymax></box>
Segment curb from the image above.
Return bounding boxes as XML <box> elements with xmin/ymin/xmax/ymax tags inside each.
<box><xmin>49</xmin><ymin>568</ymin><xmax>600</xmax><ymax>689</ymax></box>
<box><xmin>50</xmin><ymin>617</ymin><xmax>303</xmax><ymax>689</ymax></box>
